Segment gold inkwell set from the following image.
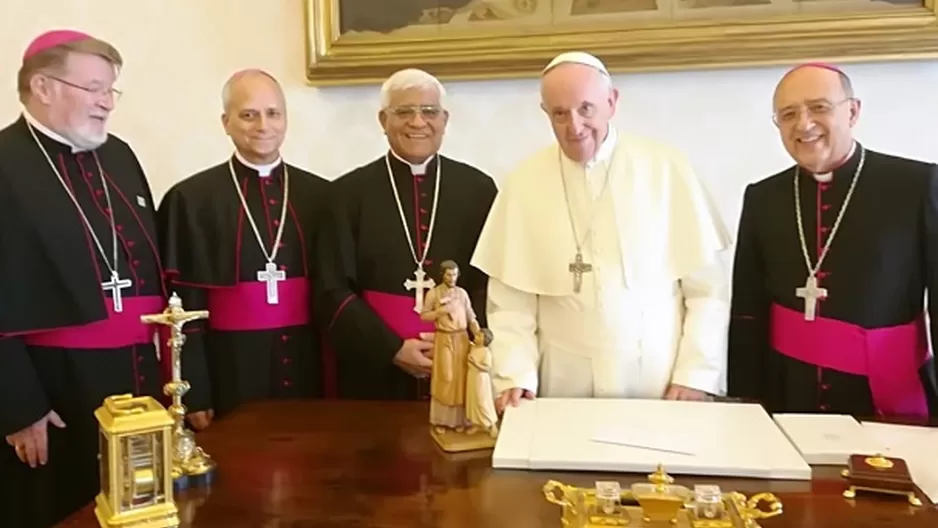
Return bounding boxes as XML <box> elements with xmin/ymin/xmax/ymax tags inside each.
<box><xmin>544</xmin><ymin>464</ymin><xmax>784</xmax><ymax>527</ymax></box>
<box><xmin>94</xmin><ymin>293</ymin><xmax>215</xmax><ymax>528</ymax></box>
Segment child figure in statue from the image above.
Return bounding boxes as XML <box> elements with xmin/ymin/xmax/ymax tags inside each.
<box><xmin>466</xmin><ymin>327</ymin><xmax>498</xmax><ymax>438</ymax></box>
<box><xmin>420</xmin><ymin>260</ymin><xmax>482</xmax><ymax>446</ymax></box>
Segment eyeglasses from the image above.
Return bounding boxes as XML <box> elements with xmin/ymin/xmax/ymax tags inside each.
<box><xmin>48</xmin><ymin>75</ymin><xmax>122</xmax><ymax>101</ymax></box>
<box><xmin>385</xmin><ymin>105</ymin><xmax>443</xmax><ymax>121</ymax></box>
<box><xmin>773</xmin><ymin>98</ymin><xmax>851</xmax><ymax>125</ymax></box>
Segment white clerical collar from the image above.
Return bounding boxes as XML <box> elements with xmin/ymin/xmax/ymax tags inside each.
<box><xmin>234</xmin><ymin>149</ymin><xmax>282</xmax><ymax>177</ymax></box>
<box><xmin>22</xmin><ymin>108</ymin><xmax>85</xmax><ymax>153</ymax></box>
<box><xmin>390</xmin><ymin>149</ymin><xmax>435</xmax><ymax>175</ymax></box>
<box><xmin>813</xmin><ymin>141</ymin><xmax>857</xmax><ymax>183</ymax></box>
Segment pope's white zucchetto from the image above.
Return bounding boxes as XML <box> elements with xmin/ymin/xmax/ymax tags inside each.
<box><xmin>542</xmin><ymin>51</ymin><xmax>610</xmax><ymax>76</ymax></box>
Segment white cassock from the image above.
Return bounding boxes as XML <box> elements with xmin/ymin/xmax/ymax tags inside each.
<box><xmin>470</xmin><ymin>127</ymin><xmax>732</xmax><ymax>399</ymax></box>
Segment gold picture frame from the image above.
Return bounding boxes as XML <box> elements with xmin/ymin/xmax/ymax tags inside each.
<box><xmin>304</xmin><ymin>0</ymin><xmax>938</xmax><ymax>86</ymax></box>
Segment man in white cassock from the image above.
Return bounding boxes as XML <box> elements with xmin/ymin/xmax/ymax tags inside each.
<box><xmin>470</xmin><ymin>52</ymin><xmax>732</xmax><ymax>412</ymax></box>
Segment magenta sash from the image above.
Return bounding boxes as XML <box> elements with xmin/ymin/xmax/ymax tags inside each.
<box><xmin>207</xmin><ymin>278</ymin><xmax>310</xmax><ymax>331</ymax></box>
<box><xmin>770</xmin><ymin>302</ymin><xmax>931</xmax><ymax>418</ymax></box>
<box><xmin>22</xmin><ymin>295</ymin><xmax>164</xmax><ymax>349</ymax></box>
<box><xmin>362</xmin><ymin>290</ymin><xmax>434</xmax><ymax>339</ymax></box>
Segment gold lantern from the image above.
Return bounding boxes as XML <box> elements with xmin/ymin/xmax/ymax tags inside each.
<box><xmin>94</xmin><ymin>393</ymin><xmax>179</xmax><ymax>528</ymax></box>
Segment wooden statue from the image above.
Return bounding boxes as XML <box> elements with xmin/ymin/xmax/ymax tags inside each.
<box><xmin>466</xmin><ymin>327</ymin><xmax>498</xmax><ymax>438</ymax></box>
<box><xmin>421</xmin><ymin>260</ymin><xmax>497</xmax><ymax>452</ymax></box>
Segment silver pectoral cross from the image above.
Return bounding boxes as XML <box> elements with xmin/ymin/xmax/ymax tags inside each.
<box><xmin>404</xmin><ymin>266</ymin><xmax>435</xmax><ymax>313</ymax></box>
<box><xmin>568</xmin><ymin>252</ymin><xmax>593</xmax><ymax>294</ymax></box>
<box><xmin>257</xmin><ymin>261</ymin><xmax>286</xmax><ymax>304</ymax></box>
<box><xmin>795</xmin><ymin>275</ymin><xmax>828</xmax><ymax>321</ymax></box>
<box><xmin>101</xmin><ymin>271</ymin><xmax>132</xmax><ymax>313</ymax></box>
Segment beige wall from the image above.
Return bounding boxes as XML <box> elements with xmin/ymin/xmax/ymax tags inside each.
<box><xmin>2</xmin><ymin>0</ymin><xmax>937</xmax><ymax>235</ymax></box>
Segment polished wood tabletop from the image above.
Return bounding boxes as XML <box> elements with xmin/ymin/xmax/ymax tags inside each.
<box><xmin>60</xmin><ymin>400</ymin><xmax>937</xmax><ymax>527</ymax></box>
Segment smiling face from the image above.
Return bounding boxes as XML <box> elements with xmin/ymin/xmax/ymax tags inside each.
<box><xmin>379</xmin><ymin>86</ymin><xmax>448</xmax><ymax>164</ymax></box>
<box><xmin>772</xmin><ymin>66</ymin><xmax>860</xmax><ymax>173</ymax></box>
<box><xmin>540</xmin><ymin>63</ymin><xmax>618</xmax><ymax>164</ymax></box>
<box><xmin>28</xmin><ymin>51</ymin><xmax>118</xmax><ymax>150</ymax></box>
<box><xmin>221</xmin><ymin>71</ymin><xmax>287</xmax><ymax>165</ymax></box>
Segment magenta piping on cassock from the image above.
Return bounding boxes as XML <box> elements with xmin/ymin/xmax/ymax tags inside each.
<box><xmin>362</xmin><ymin>290</ymin><xmax>434</xmax><ymax>339</ymax></box>
<box><xmin>21</xmin><ymin>296</ymin><xmax>165</xmax><ymax>348</ymax></box>
<box><xmin>770</xmin><ymin>303</ymin><xmax>931</xmax><ymax>418</ymax></box>
<box><xmin>207</xmin><ymin>278</ymin><xmax>310</xmax><ymax>331</ymax></box>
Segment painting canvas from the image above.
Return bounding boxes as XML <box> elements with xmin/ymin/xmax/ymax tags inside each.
<box><xmin>304</xmin><ymin>0</ymin><xmax>938</xmax><ymax>85</ymax></box>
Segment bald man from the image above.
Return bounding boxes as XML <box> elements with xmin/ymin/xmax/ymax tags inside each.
<box><xmin>471</xmin><ymin>52</ymin><xmax>730</xmax><ymax>412</ymax></box>
<box><xmin>727</xmin><ymin>63</ymin><xmax>938</xmax><ymax>419</ymax></box>
<box><xmin>157</xmin><ymin>69</ymin><xmax>330</xmax><ymax>426</ymax></box>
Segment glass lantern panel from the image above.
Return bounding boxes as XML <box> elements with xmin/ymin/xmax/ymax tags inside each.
<box><xmin>98</xmin><ymin>430</ymin><xmax>110</xmax><ymax>499</ymax></box>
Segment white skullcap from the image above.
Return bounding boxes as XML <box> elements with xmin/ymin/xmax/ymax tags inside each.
<box><xmin>542</xmin><ymin>51</ymin><xmax>609</xmax><ymax>76</ymax></box>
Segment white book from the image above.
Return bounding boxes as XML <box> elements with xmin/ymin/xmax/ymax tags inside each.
<box><xmin>491</xmin><ymin>398</ymin><xmax>812</xmax><ymax>480</ymax></box>
<box><xmin>773</xmin><ymin>413</ymin><xmax>886</xmax><ymax>465</ymax></box>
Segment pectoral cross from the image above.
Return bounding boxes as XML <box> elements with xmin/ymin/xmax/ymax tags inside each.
<box><xmin>568</xmin><ymin>252</ymin><xmax>593</xmax><ymax>294</ymax></box>
<box><xmin>257</xmin><ymin>261</ymin><xmax>286</xmax><ymax>305</ymax></box>
<box><xmin>101</xmin><ymin>271</ymin><xmax>132</xmax><ymax>313</ymax></box>
<box><xmin>404</xmin><ymin>266</ymin><xmax>435</xmax><ymax>314</ymax></box>
<box><xmin>796</xmin><ymin>275</ymin><xmax>827</xmax><ymax>321</ymax></box>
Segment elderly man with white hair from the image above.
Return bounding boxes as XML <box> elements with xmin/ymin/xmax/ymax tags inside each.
<box><xmin>157</xmin><ymin>68</ymin><xmax>331</xmax><ymax>426</ymax></box>
<box><xmin>471</xmin><ymin>52</ymin><xmax>731</xmax><ymax>413</ymax></box>
<box><xmin>316</xmin><ymin>68</ymin><xmax>498</xmax><ymax>402</ymax></box>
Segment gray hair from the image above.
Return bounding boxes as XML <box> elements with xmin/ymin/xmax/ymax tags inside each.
<box><xmin>379</xmin><ymin>68</ymin><xmax>447</xmax><ymax>110</ymax></box>
<box><xmin>221</xmin><ymin>68</ymin><xmax>282</xmax><ymax>112</ymax></box>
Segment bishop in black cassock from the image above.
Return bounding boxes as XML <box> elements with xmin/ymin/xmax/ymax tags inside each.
<box><xmin>157</xmin><ymin>69</ymin><xmax>331</xmax><ymax>421</ymax></box>
<box><xmin>0</xmin><ymin>30</ymin><xmax>171</xmax><ymax>528</ymax></box>
<box><xmin>315</xmin><ymin>68</ymin><xmax>497</xmax><ymax>401</ymax></box>
<box><xmin>727</xmin><ymin>63</ymin><xmax>938</xmax><ymax>420</ymax></box>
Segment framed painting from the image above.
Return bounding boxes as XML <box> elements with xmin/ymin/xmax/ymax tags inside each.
<box><xmin>304</xmin><ymin>0</ymin><xmax>938</xmax><ymax>86</ymax></box>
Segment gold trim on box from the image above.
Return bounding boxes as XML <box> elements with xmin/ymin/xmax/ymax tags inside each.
<box><xmin>304</xmin><ymin>0</ymin><xmax>938</xmax><ymax>86</ymax></box>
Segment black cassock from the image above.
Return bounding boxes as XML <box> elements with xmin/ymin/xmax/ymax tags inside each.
<box><xmin>157</xmin><ymin>156</ymin><xmax>330</xmax><ymax>417</ymax></box>
<box><xmin>316</xmin><ymin>152</ymin><xmax>497</xmax><ymax>400</ymax></box>
<box><xmin>728</xmin><ymin>144</ymin><xmax>938</xmax><ymax>419</ymax></box>
<box><xmin>0</xmin><ymin>116</ymin><xmax>168</xmax><ymax>528</ymax></box>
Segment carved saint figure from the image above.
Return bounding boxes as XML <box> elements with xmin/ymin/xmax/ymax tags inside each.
<box><xmin>466</xmin><ymin>328</ymin><xmax>498</xmax><ymax>437</ymax></box>
<box><xmin>421</xmin><ymin>260</ymin><xmax>481</xmax><ymax>433</ymax></box>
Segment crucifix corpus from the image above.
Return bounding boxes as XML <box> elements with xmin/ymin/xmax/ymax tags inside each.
<box><xmin>404</xmin><ymin>267</ymin><xmax>436</xmax><ymax>313</ymax></box>
<box><xmin>257</xmin><ymin>261</ymin><xmax>286</xmax><ymax>305</ymax></box>
<box><xmin>796</xmin><ymin>275</ymin><xmax>828</xmax><ymax>321</ymax></box>
<box><xmin>568</xmin><ymin>252</ymin><xmax>593</xmax><ymax>294</ymax></box>
<box><xmin>102</xmin><ymin>271</ymin><xmax>133</xmax><ymax>313</ymax></box>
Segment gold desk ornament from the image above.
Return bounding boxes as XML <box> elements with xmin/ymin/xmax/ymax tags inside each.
<box><xmin>841</xmin><ymin>453</ymin><xmax>922</xmax><ymax>507</ymax></box>
<box><xmin>94</xmin><ymin>394</ymin><xmax>179</xmax><ymax>528</ymax></box>
<box><xmin>543</xmin><ymin>464</ymin><xmax>784</xmax><ymax>528</ymax></box>
<box><xmin>141</xmin><ymin>292</ymin><xmax>216</xmax><ymax>491</ymax></box>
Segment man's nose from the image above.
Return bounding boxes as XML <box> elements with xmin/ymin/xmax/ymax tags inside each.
<box><xmin>793</xmin><ymin>110</ymin><xmax>816</xmax><ymax>132</ymax></box>
<box><xmin>409</xmin><ymin>113</ymin><xmax>428</xmax><ymax>128</ymax></box>
<box><xmin>567</xmin><ymin>114</ymin><xmax>585</xmax><ymax>135</ymax></box>
<box><xmin>97</xmin><ymin>94</ymin><xmax>115</xmax><ymax>112</ymax></box>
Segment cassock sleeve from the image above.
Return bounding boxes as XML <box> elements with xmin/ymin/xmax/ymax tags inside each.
<box><xmin>923</xmin><ymin>166</ymin><xmax>938</xmax><ymax>384</ymax></box>
<box><xmin>155</xmin><ymin>191</ymin><xmax>212</xmax><ymax>413</ymax></box>
<box><xmin>486</xmin><ymin>277</ymin><xmax>540</xmax><ymax>395</ymax></box>
<box><xmin>726</xmin><ymin>184</ymin><xmax>769</xmax><ymax>400</ymax></box>
<box><xmin>0</xmin><ymin>337</ymin><xmax>50</xmax><ymax>437</ymax></box>
<box><xmin>669</xmin><ymin>259</ymin><xmax>729</xmax><ymax>396</ymax></box>
<box><xmin>314</xmin><ymin>187</ymin><xmax>404</xmax><ymax>367</ymax></box>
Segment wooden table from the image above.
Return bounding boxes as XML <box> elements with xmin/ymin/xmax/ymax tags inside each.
<box><xmin>60</xmin><ymin>400</ymin><xmax>937</xmax><ymax>527</ymax></box>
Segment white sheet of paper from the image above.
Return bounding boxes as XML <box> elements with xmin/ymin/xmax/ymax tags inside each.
<box><xmin>773</xmin><ymin>414</ymin><xmax>886</xmax><ymax>465</ymax></box>
<box><xmin>591</xmin><ymin>423</ymin><xmax>699</xmax><ymax>456</ymax></box>
<box><xmin>860</xmin><ymin>422</ymin><xmax>938</xmax><ymax>503</ymax></box>
<box><xmin>491</xmin><ymin>398</ymin><xmax>812</xmax><ymax>480</ymax></box>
